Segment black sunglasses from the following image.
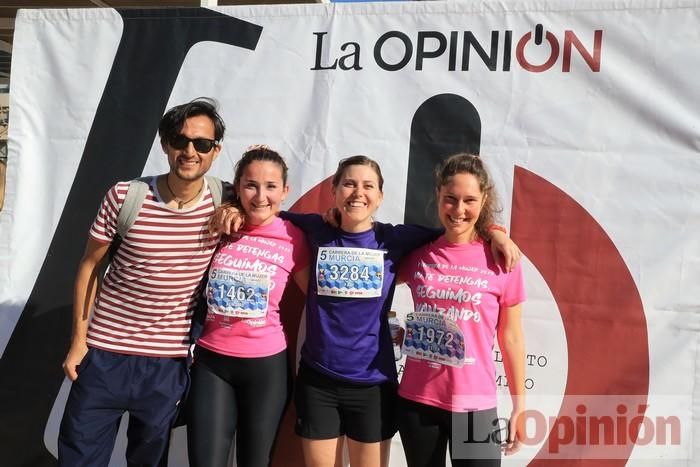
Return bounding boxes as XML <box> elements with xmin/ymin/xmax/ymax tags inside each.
<box><xmin>169</xmin><ymin>134</ymin><xmax>218</xmax><ymax>153</ymax></box>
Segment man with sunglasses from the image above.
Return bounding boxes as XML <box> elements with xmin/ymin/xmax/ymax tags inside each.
<box><xmin>58</xmin><ymin>98</ymin><xmax>226</xmax><ymax>467</ymax></box>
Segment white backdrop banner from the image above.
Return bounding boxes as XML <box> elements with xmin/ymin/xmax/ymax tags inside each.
<box><xmin>1</xmin><ymin>1</ymin><xmax>699</xmax><ymax>466</ymax></box>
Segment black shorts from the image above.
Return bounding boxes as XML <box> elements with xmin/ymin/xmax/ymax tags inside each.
<box><xmin>294</xmin><ymin>362</ymin><xmax>398</xmax><ymax>443</ymax></box>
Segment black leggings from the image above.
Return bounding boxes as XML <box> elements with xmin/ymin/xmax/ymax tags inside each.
<box><xmin>398</xmin><ymin>397</ymin><xmax>501</xmax><ymax>467</ymax></box>
<box><xmin>186</xmin><ymin>347</ymin><xmax>291</xmax><ymax>467</ymax></box>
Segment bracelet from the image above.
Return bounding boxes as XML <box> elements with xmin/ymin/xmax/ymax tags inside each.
<box><xmin>487</xmin><ymin>224</ymin><xmax>507</xmax><ymax>234</ymax></box>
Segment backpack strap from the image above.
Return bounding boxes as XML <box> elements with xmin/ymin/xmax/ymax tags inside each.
<box><xmin>116</xmin><ymin>176</ymin><xmax>153</xmax><ymax>238</ymax></box>
<box><xmin>205</xmin><ymin>175</ymin><xmax>223</xmax><ymax>208</ymax></box>
<box><xmin>117</xmin><ymin>175</ymin><xmax>222</xmax><ymax>239</ymax></box>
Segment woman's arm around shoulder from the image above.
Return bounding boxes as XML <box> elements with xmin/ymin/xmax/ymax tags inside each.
<box><xmin>278</xmin><ymin>211</ymin><xmax>325</xmax><ymax>235</ymax></box>
<box><xmin>488</xmin><ymin>229</ymin><xmax>522</xmax><ymax>273</ymax></box>
<box><xmin>387</xmin><ymin>222</ymin><xmax>442</xmax><ymax>255</ymax></box>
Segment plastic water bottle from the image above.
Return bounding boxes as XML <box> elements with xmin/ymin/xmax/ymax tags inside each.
<box><xmin>388</xmin><ymin>311</ymin><xmax>402</xmax><ymax>361</ymax></box>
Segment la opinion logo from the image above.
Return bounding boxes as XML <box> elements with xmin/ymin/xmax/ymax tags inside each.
<box><xmin>312</xmin><ymin>24</ymin><xmax>603</xmax><ymax>73</ymax></box>
<box><xmin>287</xmin><ymin>94</ymin><xmax>649</xmax><ymax>467</ymax></box>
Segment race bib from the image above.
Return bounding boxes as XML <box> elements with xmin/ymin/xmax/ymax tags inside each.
<box><xmin>206</xmin><ymin>268</ymin><xmax>271</xmax><ymax>318</ymax></box>
<box><xmin>402</xmin><ymin>312</ymin><xmax>465</xmax><ymax>368</ymax></box>
<box><xmin>316</xmin><ymin>247</ymin><xmax>384</xmax><ymax>298</ymax></box>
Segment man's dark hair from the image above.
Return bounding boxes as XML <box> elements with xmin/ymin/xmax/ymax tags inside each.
<box><xmin>158</xmin><ymin>97</ymin><xmax>226</xmax><ymax>144</ymax></box>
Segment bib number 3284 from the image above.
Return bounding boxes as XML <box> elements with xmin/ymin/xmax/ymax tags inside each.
<box><xmin>316</xmin><ymin>247</ymin><xmax>384</xmax><ymax>298</ymax></box>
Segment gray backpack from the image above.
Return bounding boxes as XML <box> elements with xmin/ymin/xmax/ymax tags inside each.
<box><xmin>110</xmin><ymin>175</ymin><xmax>223</xmax><ymax>256</ymax></box>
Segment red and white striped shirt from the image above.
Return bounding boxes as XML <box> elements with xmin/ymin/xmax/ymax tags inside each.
<box><xmin>87</xmin><ymin>178</ymin><xmax>223</xmax><ymax>357</ymax></box>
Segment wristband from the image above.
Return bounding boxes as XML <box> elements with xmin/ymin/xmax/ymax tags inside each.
<box><xmin>487</xmin><ymin>224</ymin><xmax>507</xmax><ymax>234</ymax></box>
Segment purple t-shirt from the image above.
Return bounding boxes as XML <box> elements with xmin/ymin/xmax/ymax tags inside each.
<box><xmin>280</xmin><ymin>212</ymin><xmax>440</xmax><ymax>384</ymax></box>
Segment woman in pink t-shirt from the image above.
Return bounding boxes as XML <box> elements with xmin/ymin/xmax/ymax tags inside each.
<box><xmin>186</xmin><ymin>146</ymin><xmax>310</xmax><ymax>467</ymax></box>
<box><xmin>397</xmin><ymin>154</ymin><xmax>526</xmax><ymax>467</ymax></box>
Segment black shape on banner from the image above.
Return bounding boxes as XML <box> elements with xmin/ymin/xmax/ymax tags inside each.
<box><xmin>404</xmin><ymin>93</ymin><xmax>481</xmax><ymax>226</ymax></box>
<box><xmin>0</xmin><ymin>8</ymin><xmax>261</xmax><ymax>465</ymax></box>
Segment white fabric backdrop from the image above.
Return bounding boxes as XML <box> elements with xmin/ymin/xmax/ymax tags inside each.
<box><xmin>2</xmin><ymin>1</ymin><xmax>699</xmax><ymax>465</ymax></box>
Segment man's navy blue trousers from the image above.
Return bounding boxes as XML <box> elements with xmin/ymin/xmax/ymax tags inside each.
<box><xmin>58</xmin><ymin>348</ymin><xmax>188</xmax><ymax>467</ymax></box>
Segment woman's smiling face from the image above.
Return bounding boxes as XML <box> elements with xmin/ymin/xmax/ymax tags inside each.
<box><xmin>237</xmin><ymin>160</ymin><xmax>288</xmax><ymax>226</ymax></box>
<box><xmin>333</xmin><ymin>164</ymin><xmax>384</xmax><ymax>232</ymax></box>
<box><xmin>437</xmin><ymin>172</ymin><xmax>485</xmax><ymax>243</ymax></box>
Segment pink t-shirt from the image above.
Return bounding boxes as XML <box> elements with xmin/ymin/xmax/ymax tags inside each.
<box><xmin>197</xmin><ymin>217</ymin><xmax>309</xmax><ymax>358</ymax></box>
<box><xmin>398</xmin><ymin>236</ymin><xmax>525</xmax><ymax>412</ymax></box>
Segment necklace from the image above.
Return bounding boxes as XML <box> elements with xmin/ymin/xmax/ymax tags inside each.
<box><xmin>164</xmin><ymin>175</ymin><xmax>203</xmax><ymax>209</ymax></box>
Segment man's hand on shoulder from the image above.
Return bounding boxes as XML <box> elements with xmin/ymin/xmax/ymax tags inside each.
<box><xmin>208</xmin><ymin>202</ymin><xmax>245</xmax><ymax>235</ymax></box>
